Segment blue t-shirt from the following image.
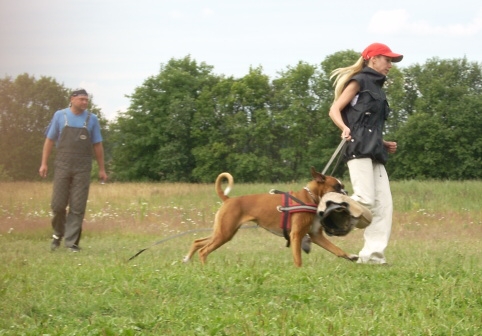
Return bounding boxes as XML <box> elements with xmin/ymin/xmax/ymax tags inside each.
<box><xmin>45</xmin><ymin>108</ymin><xmax>103</xmax><ymax>144</ymax></box>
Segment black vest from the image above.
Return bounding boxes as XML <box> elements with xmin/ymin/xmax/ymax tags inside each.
<box><xmin>342</xmin><ymin>67</ymin><xmax>390</xmax><ymax>164</ymax></box>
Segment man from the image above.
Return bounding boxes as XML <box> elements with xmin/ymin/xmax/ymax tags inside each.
<box><xmin>39</xmin><ymin>88</ymin><xmax>107</xmax><ymax>252</ymax></box>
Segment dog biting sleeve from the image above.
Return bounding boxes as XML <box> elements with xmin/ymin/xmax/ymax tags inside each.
<box><xmin>318</xmin><ymin>192</ymin><xmax>372</xmax><ymax>229</ymax></box>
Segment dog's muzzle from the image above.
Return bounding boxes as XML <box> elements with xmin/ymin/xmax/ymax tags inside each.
<box><xmin>319</xmin><ymin>201</ymin><xmax>353</xmax><ymax>236</ymax></box>
<box><xmin>318</xmin><ymin>192</ymin><xmax>373</xmax><ymax>236</ymax></box>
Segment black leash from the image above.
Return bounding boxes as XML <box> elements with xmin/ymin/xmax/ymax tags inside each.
<box><xmin>128</xmin><ymin>225</ymin><xmax>258</xmax><ymax>261</ymax></box>
<box><xmin>322</xmin><ymin>138</ymin><xmax>347</xmax><ymax>175</ymax></box>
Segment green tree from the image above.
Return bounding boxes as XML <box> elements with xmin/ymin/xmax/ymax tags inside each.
<box><xmin>193</xmin><ymin>67</ymin><xmax>276</xmax><ymax>182</ymax></box>
<box><xmin>272</xmin><ymin>61</ymin><xmax>326</xmax><ymax>180</ymax></box>
<box><xmin>0</xmin><ymin>74</ymin><xmax>68</xmax><ymax>180</ymax></box>
<box><xmin>391</xmin><ymin>58</ymin><xmax>482</xmax><ymax>179</ymax></box>
<box><xmin>110</xmin><ymin>56</ymin><xmax>218</xmax><ymax>181</ymax></box>
<box><xmin>223</xmin><ymin>67</ymin><xmax>275</xmax><ymax>182</ymax></box>
<box><xmin>191</xmin><ymin>76</ymin><xmax>237</xmax><ymax>182</ymax></box>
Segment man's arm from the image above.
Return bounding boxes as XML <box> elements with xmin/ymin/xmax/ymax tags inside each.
<box><xmin>93</xmin><ymin>142</ymin><xmax>107</xmax><ymax>181</ymax></box>
<box><xmin>39</xmin><ymin>138</ymin><xmax>55</xmax><ymax>178</ymax></box>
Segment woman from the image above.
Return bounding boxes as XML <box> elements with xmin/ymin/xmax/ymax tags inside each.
<box><xmin>328</xmin><ymin>42</ymin><xmax>402</xmax><ymax>264</ymax></box>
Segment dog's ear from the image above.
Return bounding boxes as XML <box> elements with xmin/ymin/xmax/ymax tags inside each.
<box><xmin>310</xmin><ymin>166</ymin><xmax>326</xmax><ymax>182</ymax></box>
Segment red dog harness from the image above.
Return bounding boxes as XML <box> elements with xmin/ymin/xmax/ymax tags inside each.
<box><xmin>270</xmin><ymin>190</ymin><xmax>318</xmax><ymax>247</ymax></box>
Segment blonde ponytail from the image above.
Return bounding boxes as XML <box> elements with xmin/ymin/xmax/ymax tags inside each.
<box><xmin>330</xmin><ymin>57</ymin><xmax>366</xmax><ymax>101</ymax></box>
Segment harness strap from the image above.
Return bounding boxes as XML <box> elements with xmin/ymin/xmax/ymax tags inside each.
<box><xmin>278</xmin><ymin>205</ymin><xmax>318</xmax><ymax>212</ymax></box>
<box><xmin>281</xmin><ymin>191</ymin><xmax>291</xmax><ymax>246</ymax></box>
<box><xmin>270</xmin><ymin>189</ymin><xmax>306</xmax><ymax>205</ymax></box>
<box><xmin>270</xmin><ymin>189</ymin><xmax>318</xmax><ymax>248</ymax></box>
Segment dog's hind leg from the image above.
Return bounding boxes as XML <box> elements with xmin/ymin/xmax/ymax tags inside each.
<box><xmin>197</xmin><ymin>224</ymin><xmax>240</xmax><ymax>264</ymax></box>
<box><xmin>194</xmin><ymin>206</ymin><xmax>244</xmax><ymax>264</ymax></box>
<box><xmin>197</xmin><ymin>236</ymin><xmax>227</xmax><ymax>264</ymax></box>
<box><xmin>183</xmin><ymin>236</ymin><xmax>211</xmax><ymax>262</ymax></box>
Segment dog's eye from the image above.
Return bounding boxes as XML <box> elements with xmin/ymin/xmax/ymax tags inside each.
<box><xmin>337</xmin><ymin>184</ymin><xmax>347</xmax><ymax>195</ymax></box>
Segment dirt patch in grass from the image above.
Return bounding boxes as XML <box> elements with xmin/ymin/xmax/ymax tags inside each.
<box><xmin>2</xmin><ymin>210</ymin><xmax>480</xmax><ymax>247</ymax></box>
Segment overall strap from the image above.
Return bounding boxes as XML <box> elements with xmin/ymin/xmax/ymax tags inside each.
<box><xmin>62</xmin><ymin>110</ymin><xmax>91</xmax><ymax>128</ymax></box>
<box><xmin>63</xmin><ymin>110</ymin><xmax>69</xmax><ymax>126</ymax></box>
<box><xmin>83</xmin><ymin>112</ymin><xmax>91</xmax><ymax>128</ymax></box>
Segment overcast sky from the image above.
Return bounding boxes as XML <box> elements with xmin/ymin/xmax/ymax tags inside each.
<box><xmin>2</xmin><ymin>0</ymin><xmax>482</xmax><ymax>120</ymax></box>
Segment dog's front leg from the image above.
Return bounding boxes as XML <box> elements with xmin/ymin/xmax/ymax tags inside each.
<box><xmin>289</xmin><ymin>230</ymin><xmax>305</xmax><ymax>267</ymax></box>
<box><xmin>310</xmin><ymin>231</ymin><xmax>358</xmax><ymax>261</ymax></box>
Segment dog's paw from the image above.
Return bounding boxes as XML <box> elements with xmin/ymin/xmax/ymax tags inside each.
<box><xmin>347</xmin><ymin>254</ymin><xmax>359</xmax><ymax>262</ymax></box>
<box><xmin>182</xmin><ymin>256</ymin><xmax>190</xmax><ymax>263</ymax></box>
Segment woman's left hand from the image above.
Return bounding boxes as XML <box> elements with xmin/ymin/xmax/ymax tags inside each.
<box><xmin>384</xmin><ymin>141</ymin><xmax>397</xmax><ymax>154</ymax></box>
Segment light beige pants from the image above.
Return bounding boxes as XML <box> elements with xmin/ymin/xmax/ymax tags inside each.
<box><xmin>347</xmin><ymin>158</ymin><xmax>393</xmax><ymax>264</ymax></box>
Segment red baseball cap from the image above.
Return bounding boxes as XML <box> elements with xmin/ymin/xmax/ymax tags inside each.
<box><xmin>361</xmin><ymin>43</ymin><xmax>403</xmax><ymax>63</ymax></box>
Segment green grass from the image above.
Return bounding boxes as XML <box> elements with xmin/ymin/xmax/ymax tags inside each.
<box><xmin>1</xmin><ymin>180</ymin><xmax>481</xmax><ymax>335</ymax></box>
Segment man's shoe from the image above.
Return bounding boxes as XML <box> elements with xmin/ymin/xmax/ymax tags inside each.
<box><xmin>301</xmin><ymin>235</ymin><xmax>312</xmax><ymax>254</ymax></box>
<box><xmin>50</xmin><ymin>235</ymin><xmax>61</xmax><ymax>251</ymax></box>
<box><xmin>68</xmin><ymin>245</ymin><xmax>81</xmax><ymax>252</ymax></box>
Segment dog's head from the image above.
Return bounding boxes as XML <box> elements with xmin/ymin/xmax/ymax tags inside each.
<box><xmin>308</xmin><ymin>166</ymin><xmax>346</xmax><ymax>198</ymax></box>
<box><xmin>308</xmin><ymin>167</ymin><xmax>353</xmax><ymax>236</ymax></box>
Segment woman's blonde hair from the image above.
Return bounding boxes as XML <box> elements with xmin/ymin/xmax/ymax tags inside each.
<box><xmin>330</xmin><ymin>56</ymin><xmax>366</xmax><ymax>101</ymax></box>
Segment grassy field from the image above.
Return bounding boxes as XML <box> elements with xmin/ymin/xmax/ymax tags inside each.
<box><xmin>0</xmin><ymin>179</ymin><xmax>481</xmax><ymax>335</ymax></box>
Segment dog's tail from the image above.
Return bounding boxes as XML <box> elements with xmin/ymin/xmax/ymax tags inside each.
<box><xmin>215</xmin><ymin>172</ymin><xmax>234</xmax><ymax>201</ymax></box>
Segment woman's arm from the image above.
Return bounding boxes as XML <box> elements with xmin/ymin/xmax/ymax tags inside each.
<box><xmin>328</xmin><ymin>80</ymin><xmax>360</xmax><ymax>140</ymax></box>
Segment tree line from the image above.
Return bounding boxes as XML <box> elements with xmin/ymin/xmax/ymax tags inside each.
<box><xmin>1</xmin><ymin>51</ymin><xmax>481</xmax><ymax>182</ymax></box>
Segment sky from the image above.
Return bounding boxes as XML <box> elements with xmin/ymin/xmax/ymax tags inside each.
<box><xmin>2</xmin><ymin>0</ymin><xmax>482</xmax><ymax>120</ymax></box>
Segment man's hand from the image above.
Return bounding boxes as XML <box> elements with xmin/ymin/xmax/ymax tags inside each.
<box><xmin>99</xmin><ymin>170</ymin><xmax>108</xmax><ymax>183</ymax></box>
<box><xmin>39</xmin><ymin>164</ymin><xmax>48</xmax><ymax>178</ymax></box>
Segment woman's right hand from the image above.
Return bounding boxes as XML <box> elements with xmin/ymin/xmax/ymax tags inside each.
<box><xmin>342</xmin><ymin>127</ymin><xmax>351</xmax><ymax>141</ymax></box>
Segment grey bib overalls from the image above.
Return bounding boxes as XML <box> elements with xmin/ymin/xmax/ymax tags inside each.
<box><xmin>51</xmin><ymin>112</ymin><xmax>92</xmax><ymax>248</ymax></box>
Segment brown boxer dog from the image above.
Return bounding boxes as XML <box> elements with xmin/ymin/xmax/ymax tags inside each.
<box><xmin>183</xmin><ymin>167</ymin><xmax>358</xmax><ymax>267</ymax></box>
